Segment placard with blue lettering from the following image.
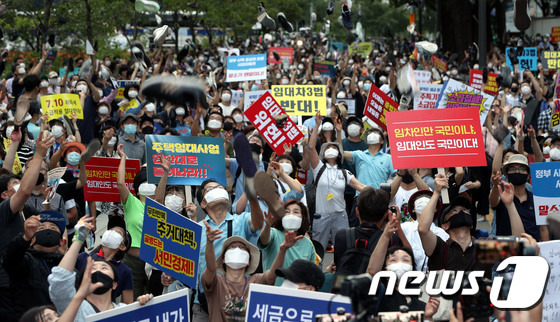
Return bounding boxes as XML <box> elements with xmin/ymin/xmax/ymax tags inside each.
<box><xmin>530</xmin><ymin>162</ymin><xmax>560</xmax><ymax>226</ymax></box>
<box><xmin>86</xmin><ymin>288</ymin><xmax>189</xmax><ymax>321</ymax></box>
<box><xmin>505</xmin><ymin>47</ymin><xmax>538</xmax><ymax>71</ymax></box>
<box><xmin>226</xmin><ymin>54</ymin><xmax>267</xmax><ymax>82</ymax></box>
<box><xmin>140</xmin><ymin>198</ymin><xmax>202</xmax><ymax>290</ymax></box>
<box><xmin>246</xmin><ymin>284</ymin><xmax>352</xmax><ymax>322</ymax></box>
<box><xmin>145</xmin><ymin>135</ymin><xmax>226</xmax><ymax>186</ymax></box>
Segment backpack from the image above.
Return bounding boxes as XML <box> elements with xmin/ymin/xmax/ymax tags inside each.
<box><xmin>335</xmin><ymin>227</ymin><xmax>393</xmax><ymax>276</ymax></box>
<box><xmin>305</xmin><ymin>164</ymin><xmax>348</xmax><ymax>218</ymax></box>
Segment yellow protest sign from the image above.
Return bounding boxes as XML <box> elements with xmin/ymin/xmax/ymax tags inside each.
<box><xmin>551</xmin><ymin>109</ymin><xmax>560</xmax><ymax>130</ymax></box>
<box><xmin>119</xmin><ymin>98</ymin><xmax>139</xmax><ymax>111</ymax></box>
<box><xmin>40</xmin><ymin>94</ymin><xmax>83</xmax><ymax>121</ymax></box>
<box><xmin>349</xmin><ymin>42</ymin><xmax>373</xmax><ymax>57</ymax></box>
<box><xmin>3</xmin><ymin>138</ymin><xmax>22</xmax><ymax>174</ymax></box>
<box><xmin>271</xmin><ymin>85</ymin><xmax>326</xmax><ymax>116</ymax></box>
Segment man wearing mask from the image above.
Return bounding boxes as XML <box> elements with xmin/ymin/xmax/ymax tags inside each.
<box><xmin>490</xmin><ymin>154</ymin><xmax>541</xmax><ymax>241</ymax></box>
<box><xmin>24</xmin><ymin>159</ymin><xmax>66</xmax><ymax>215</ymax></box>
<box><xmin>342</xmin><ymin>116</ymin><xmax>367</xmax><ymax>217</ymax></box>
<box><xmin>218</xmin><ymin>88</ymin><xmax>237</xmax><ymax>116</ymax></box>
<box><xmin>519</xmin><ymin>70</ymin><xmax>544</xmax><ymax>132</ymax></box>
<box><xmin>47</xmin><ymin>71</ymin><xmax>60</xmax><ymax>94</ymax></box>
<box><xmin>118</xmin><ymin>114</ymin><xmax>146</xmax><ymax>165</ymax></box>
<box><xmin>0</xmin><ymin>133</ymin><xmax>54</xmax><ymax>322</ymax></box>
<box><xmin>390</xmin><ymin>169</ymin><xmax>430</xmax><ymax>222</ymax></box>
<box><xmin>192</xmin><ymin>105</ymin><xmax>234</xmax><ymax>157</ymax></box>
<box><xmin>2</xmin><ymin>211</ymin><xmax>66</xmax><ymax>320</ymax></box>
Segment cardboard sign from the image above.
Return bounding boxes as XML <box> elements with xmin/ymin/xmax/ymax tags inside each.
<box><xmin>468</xmin><ymin>69</ymin><xmax>499</xmax><ymax>96</ymax></box>
<box><xmin>543</xmin><ymin>51</ymin><xmax>560</xmax><ymax>70</ymax></box>
<box><xmin>84</xmin><ymin>157</ymin><xmax>141</xmax><ymax>202</ymax></box>
<box><xmin>145</xmin><ymin>135</ymin><xmax>226</xmax><ymax>186</ymax></box>
<box><xmin>86</xmin><ymin>288</ymin><xmax>189</xmax><ymax>322</ymax></box>
<box><xmin>268</xmin><ymin>47</ymin><xmax>294</xmax><ymax>64</ymax></box>
<box><xmin>115</xmin><ymin>80</ymin><xmax>140</xmax><ymax>99</ymax></box>
<box><xmin>432</xmin><ymin>55</ymin><xmax>448</xmax><ymax>71</ymax></box>
<box><xmin>349</xmin><ymin>42</ymin><xmax>372</xmax><ymax>57</ymax></box>
<box><xmin>140</xmin><ymin>198</ymin><xmax>202</xmax><ymax>290</ymax></box>
<box><xmin>537</xmin><ymin>240</ymin><xmax>560</xmax><ymax>322</ymax></box>
<box><xmin>244</xmin><ymin>90</ymin><xmax>270</xmax><ymax>111</ymax></box>
<box><xmin>312</xmin><ymin>58</ymin><xmax>336</xmax><ymax>77</ymax></box>
<box><xmin>363</xmin><ymin>84</ymin><xmax>399</xmax><ymax>131</ymax></box>
<box><xmin>330</xmin><ymin>42</ymin><xmax>344</xmax><ymax>52</ymax></box>
<box><xmin>271</xmin><ymin>85</ymin><xmax>327</xmax><ymax>116</ymax></box>
<box><xmin>505</xmin><ymin>47</ymin><xmax>538</xmax><ymax>71</ymax></box>
<box><xmin>414</xmin><ymin>84</ymin><xmax>443</xmax><ymax>110</ymax></box>
<box><xmin>118</xmin><ymin>98</ymin><xmax>138</xmax><ymax>112</ymax></box>
<box><xmin>40</xmin><ymin>93</ymin><xmax>84</xmax><ymax>121</ymax></box>
<box><xmin>246</xmin><ymin>284</ymin><xmax>352</xmax><ymax>322</ymax></box>
<box><xmin>386</xmin><ymin>107</ymin><xmax>486</xmax><ymax>169</ymax></box>
<box><xmin>552</xmin><ymin>26</ymin><xmax>560</xmax><ymax>43</ymax></box>
<box><xmin>226</xmin><ymin>54</ymin><xmax>267</xmax><ymax>82</ymax></box>
<box><xmin>530</xmin><ymin>163</ymin><xmax>560</xmax><ymax>226</ymax></box>
<box><xmin>413</xmin><ymin>70</ymin><xmax>432</xmax><ymax>85</ymax></box>
<box><xmin>244</xmin><ymin>91</ymin><xmax>303</xmax><ymax>155</ymax></box>
<box><xmin>436</xmin><ymin>79</ymin><xmax>493</xmax><ymax>128</ymax></box>
<box><xmin>337</xmin><ymin>98</ymin><xmax>356</xmax><ymax>115</ymax></box>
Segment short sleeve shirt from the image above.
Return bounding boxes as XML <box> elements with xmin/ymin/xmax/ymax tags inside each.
<box><xmin>313</xmin><ymin>160</ymin><xmax>353</xmax><ymax>213</ymax></box>
<box><xmin>122</xmin><ymin>192</ymin><xmax>145</xmax><ymax>248</ymax></box>
<box><xmin>350</xmin><ymin>150</ymin><xmax>395</xmax><ymax>195</ymax></box>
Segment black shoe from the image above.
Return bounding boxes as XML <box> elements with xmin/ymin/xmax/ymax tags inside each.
<box><xmin>48</xmin><ymin>34</ymin><xmax>55</xmax><ymax>47</ymax></box>
<box><xmin>93</xmin><ymin>40</ymin><xmax>98</xmax><ymax>52</ymax></box>
<box><xmin>233</xmin><ymin>133</ymin><xmax>258</xmax><ymax>178</ymax></box>
<box><xmin>341</xmin><ymin>3</ymin><xmax>352</xmax><ymax>29</ymax></box>
<box><xmin>140</xmin><ymin>75</ymin><xmax>208</xmax><ymax>109</ymax></box>
<box><xmin>131</xmin><ymin>40</ymin><xmax>151</xmax><ymax>68</ymax></box>
<box><xmin>327</xmin><ymin>0</ymin><xmax>335</xmax><ymax>15</ymax></box>
<box><xmin>482</xmin><ymin>67</ymin><xmax>488</xmax><ymax>84</ymax></box>
<box><xmin>257</xmin><ymin>3</ymin><xmax>276</xmax><ymax>30</ymax></box>
<box><xmin>514</xmin><ymin>0</ymin><xmax>531</xmax><ymax>31</ymax></box>
<box><xmin>272</xmin><ymin>51</ymin><xmax>280</xmax><ymax>62</ymax></box>
<box><xmin>0</xmin><ymin>28</ymin><xmax>3</xmax><ymax>40</ymax></box>
<box><xmin>277</xmin><ymin>13</ymin><xmax>293</xmax><ymax>33</ymax></box>
<box><xmin>67</xmin><ymin>57</ymin><xmax>74</xmax><ymax>73</ymax></box>
<box><xmin>177</xmin><ymin>45</ymin><xmax>189</xmax><ymax>63</ymax></box>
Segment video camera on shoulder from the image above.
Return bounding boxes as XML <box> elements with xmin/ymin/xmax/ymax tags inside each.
<box><xmin>475</xmin><ymin>236</ymin><xmax>537</xmax><ymax>265</ymax></box>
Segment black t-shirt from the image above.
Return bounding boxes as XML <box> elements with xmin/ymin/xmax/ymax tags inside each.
<box><xmin>0</xmin><ymin>197</ymin><xmax>24</xmax><ymax>287</ymax></box>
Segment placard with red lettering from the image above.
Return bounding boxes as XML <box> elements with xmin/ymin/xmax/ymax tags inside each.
<box><xmin>469</xmin><ymin>69</ymin><xmax>499</xmax><ymax>96</ymax></box>
<box><xmin>84</xmin><ymin>157</ymin><xmax>141</xmax><ymax>202</ymax></box>
<box><xmin>244</xmin><ymin>91</ymin><xmax>303</xmax><ymax>155</ymax></box>
<box><xmin>552</xmin><ymin>26</ymin><xmax>560</xmax><ymax>43</ymax></box>
<box><xmin>386</xmin><ymin>107</ymin><xmax>486</xmax><ymax>169</ymax></box>
<box><xmin>414</xmin><ymin>84</ymin><xmax>443</xmax><ymax>110</ymax></box>
<box><xmin>432</xmin><ymin>55</ymin><xmax>448</xmax><ymax>71</ymax></box>
<box><xmin>268</xmin><ymin>47</ymin><xmax>294</xmax><ymax>64</ymax></box>
<box><xmin>364</xmin><ymin>84</ymin><xmax>399</xmax><ymax>130</ymax></box>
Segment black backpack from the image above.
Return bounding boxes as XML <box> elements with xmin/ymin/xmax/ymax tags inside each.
<box><xmin>335</xmin><ymin>227</ymin><xmax>393</xmax><ymax>276</ymax></box>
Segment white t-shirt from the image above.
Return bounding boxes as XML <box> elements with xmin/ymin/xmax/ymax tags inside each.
<box><xmin>313</xmin><ymin>160</ymin><xmax>353</xmax><ymax>214</ymax></box>
<box><xmin>390</xmin><ymin>186</ymin><xmax>418</xmax><ymax>221</ymax></box>
<box><xmin>219</xmin><ymin>103</ymin><xmax>237</xmax><ymax>116</ymax></box>
<box><xmin>401</xmin><ymin>221</ymin><xmax>449</xmax><ymax>272</ymax></box>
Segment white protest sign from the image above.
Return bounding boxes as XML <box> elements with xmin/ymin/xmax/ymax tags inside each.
<box><xmin>538</xmin><ymin>240</ymin><xmax>560</xmax><ymax>322</ymax></box>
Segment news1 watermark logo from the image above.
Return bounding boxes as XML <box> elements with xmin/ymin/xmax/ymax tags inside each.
<box><xmin>368</xmin><ymin>256</ymin><xmax>549</xmax><ymax>309</ymax></box>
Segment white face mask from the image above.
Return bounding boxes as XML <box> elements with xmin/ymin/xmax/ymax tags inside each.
<box><xmin>145</xmin><ymin>103</ymin><xmax>156</xmax><ymax>112</ymax></box>
<box><xmin>176</xmin><ymin>107</ymin><xmax>186</xmax><ymax>116</ymax></box>
<box><xmin>107</xmin><ymin>137</ymin><xmax>117</xmax><ymax>147</ymax></box>
<box><xmin>222</xmin><ymin>93</ymin><xmax>231</xmax><ymax>102</ymax></box>
<box><xmin>313</xmin><ymin>75</ymin><xmax>321</xmax><ymax>80</ymax></box>
<box><xmin>18</xmin><ymin>67</ymin><xmax>25</xmax><ymax>74</ymax></box>
<box><xmin>40</xmin><ymin>81</ymin><xmax>49</xmax><ymax>88</ymax></box>
<box><xmin>348</xmin><ymin>60</ymin><xmax>354</xmax><ymax>65</ymax></box>
<box><xmin>280</xmin><ymin>163</ymin><xmax>293</xmax><ymax>175</ymax></box>
<box><xmin>233</xmin><ymin>114</ymin><xmax>243</xmax><ymax>123</ymax></box>
<box><xmin>281</xmin><ymin>279</ymin><xmax>303</xmax><ymax>289</ymax></box>
<box><xmin>414</xmin><ymin>197</ymin><xmax>430</xmax><ymax>217</ymax></box>
<box><xmin>101</xmin><ymin>229</ymin><xmax>123</xmax><ymax>249</ymax></box>
<box><xmin>6</xmin><ymin>126</ymin><xmax>14</xmax><ymax>138</ymax></box>
<box><xmin>204</xmin><ymin>187</ymin><xmax>229</xmax><ymax>204</ymax></box>
<box><xmin>128</xmin><ymin>90</ymin><xmax>138</xmax><ymax>98</ymax></box>
<box><xmin>386</xmin><ymin>262</ymin><xmax>413</xmax><ymax>279</ymax></box>
<box><xmin>99</xmin><ymin>106</ymin><xmax>109</xmax><ymax>115</ymax></box>
<box><xmin>298</xmin><ymin>64</ymin><xmax>304</xmax><ymax>70</ymax></box>
<box><xmin>50</xmin><ymin>78</ymin><xmax>59</xmax><ymax>86</ymax></box>
<box><xmin>51</xmin><ymin>125</ymin><xmax>64</xmax><ymax>138</ymax></box>
<box><xmin>380</xmin><ymin>76</ymin><xmax>387</xmax><ymax>83</ymax></box>
<box><xmin>76</xmin><ymin>84</ymin><xmax>88</xmax><ymax>93</ymax></box>
<box><xmin>347</xmin><ymin>124</ymin><xmax>361</xmax><ymax>137</ymax></box>
<box><xmin>224</xmin><ymin>247</ymin><xmax>250</xmax><ymax>270</ymax></box>
<box><xmin>138</xmin><ymin>183</ymin><xmax>157</xmax><ymax>196</ymax></box>
<box><xmin>521</xmin><ymin>86</ymin><xmax>531</xmax><ymax>95</ymax></box>
<box><xmin>281</xmin><ymin>78</ymin><xmax>290</xmax><ymax>85</ymax></box>
<box><xmin>207</xmin><ymin>119</ymin><xmax>222</xmax><ymax>129</ymax></box>
<box><xmin>385</xmin><ymin>66</ymin><xmax>391</xmax><ymax>72</ymax></box>
<box><xmin>542</xmin><ymin>146</ymin><xmax>550</xmax><ymax>155</ymax></box>
<box><xmin>473</xmin><ymin>64</ymin><xmax>480</xmax><ymax>70</ymax></box>
<box><xmin>322</xmin><ymin>122</ymin><xmax>334</xmax><ymax>131</ymax></box>
<box><xmin>358</xmin><ymin>81</ymin><xmax>364</xmax><ymax>88</ymax></box>
<box><xmin>165</xmin><ymin>194</ymin><xmax>184</xmax><ymax>213</ymax></box>
<box><xmin>343</xmin><ymin>80</ymin><xmax>350</xmax><ymax>86</ymax></box>
<box><xmin>337</xmin><ymin>92</ymin><xmax>346</xmax><ymax>99</ymax></box>
<box><xmin>451</xmin><ymin>70</ymin><xmax>458</xmax><ymax>76</ymax></box>
<box><xmin>276</xmin><ymin>73</ymin><xmax>282</xmax><ymax>79</ymax></box>
<box><xmin>71</xmin><ymin>80</ymin><xmax>78</xmax><ymax>88</ymax></box>
<box><xmin>550</xmin><ymin>148</ymin><xmax>560</xmax><ymax>161</ymax></box>
<box><xmin>367</xmin><ymin>132</ymin><xmax>381</xmax><ymax>145</ymax></box>
<box><xmin>324</xmin><ymin>147</ymin><xmax>339</xmax><ymax>159</ymax></box>
<box><xmin>282</xmin><ymin>214</ymin><xmax>302</xmax><ymax>231</ymax></box>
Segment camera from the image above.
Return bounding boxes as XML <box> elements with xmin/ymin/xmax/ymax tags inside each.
<box><xmin>475</xmin><ymin>236</ymin><xmax>537</xmax><ymax>265</ymax></box>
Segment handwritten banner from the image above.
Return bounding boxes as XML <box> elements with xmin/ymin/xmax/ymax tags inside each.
<box><xmin>543</xmin><ymin>51</ymin><xmax>560</xmax><ymax>70</ymax></box>
<box><xmin>436</xmin><ymin>79</ymin><xmax>493</xmax><ymax>128</ymax></box>
<box><xmin>414</xmin><ymin>84</ymin><xmax>443</xmax><ymax>110</ymax></box>
<box><xmin>469</xmin><ymin>69</ymin><xmax>499</xmax><ymax>96</ymax></box>
<box><xmin>40</xmin><ymin>93</ymin><xmax>84</xmax><ymax>121</ymax></box>
<box><xmin>386</xmin><ymin>107</ymin><xmax>486</xmax><ymax>169</ymax></box>
<box><xmin>140</xmin><ymin>198</ymin><xmax>202</xmax><ymax>290</ymax></box>
<box><xmin>505</xmin><ymin>47</ymin><xmax>538</xmax><ymax>71</ymax></box>
<box><xmin>268</xmin><ymin>47</ymin><xmax>294</xmax><ymax>65</ymax></box>
<box><xmin>145</xmin><ymin>135</ymin><xmax>226</xmax><ymax>186</ymax></box>
<box><xmin>245</xmin><ymin>91</ymin><xmax>303</xmax><ymax>155</ymax></box>
<box><xmin>363</xmin><ymin>84</ymin><xmax>399</xmax><ymax>131</ymax></box>
<box><xmin>271</xmin><ymin>85</ymin><xmax>326</xmax><ymax>116</ymax></box>
<box><xmin>84</xmin><ymin>157</ymin><xmax>141</xmax><ymax>202</ymax></box>
<box><xmin>226</xmin><ymin>54</ymin><xmax>267</xmax><ymax>82</ymax></box>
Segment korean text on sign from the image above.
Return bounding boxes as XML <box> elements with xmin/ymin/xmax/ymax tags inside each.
<box><xmin>436</xmin><ymin>79</ymin><xmax>493</xmax><ymax>128</ymax></box>
<box><xmin>469</xmin><ymin>69</ymin><xmax>499</xmax><ymax>96</ymax></box>
<box><xmin>226</xmin><ymin>54</ymin><xmax>267</xmax><ymax>82</ymax></box>
<box><xmin>543</xmin><ymin>51</ymin><xmax>560</xmax><ymax>70</ymax></box>
<box><xmin>364</xmin><ymin>84</ymin><xmax>399</xmax><ymax>131</ymax></box>
<box><xmin>145</xmin><ymin>135</ymin><xmax>227</xmax><ymax>186</ymax></box>
<box><xmin>414</xmin><ymin>84</ymin><xmax>443</xmax><ymax>110</ymax></box>
<box><xmin>115</xmin><ymin>80</ymin><xmax>140</xmax><ymax>99</ymax></box>
<box><xmin>268</xmin><ymin>47</ymin><xmax>294</xmax><ymax>64</ymax></box>
<box><xmin>40</xmin><ymin>93</ymin><xmax>83</xmax><ymax>121</ymax></box>
<box><xmin>271</xmin><ymin>85</ymin><xmax>326</xmax><ymax>116</ymax></box>
<box><xmin>140</xmin><ymin>198</ymin><xmax>202</xmax><ymax>289</ymax></box>
<box><xmin>386</xmin><ymin>107</ymin><xmax>487</xmax><ymax>169</ymax></box>
<box><xmin>505</xmin><ymin>47</ymin><xmax>538</xmax><ymax>71</ymax></box>
<box><xmin>432</xmin><ymin>55</ymin><xmax>448</xmax><ymax>71</ymax></box>
<box><xmin>530</xmin><ymin>162</ymin><xmax>560</xmax><ymax>226</ymax></box>
<box><xmin>245</xmin><ymin>91</ymin><xmax>303</xmax><ymax>155</ymax></box>
<box><xmin>84</xmin><ymin>157</ymin><xmax>141</xmax><ymax>202</ymax></box>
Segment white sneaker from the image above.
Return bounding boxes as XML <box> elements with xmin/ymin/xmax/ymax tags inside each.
<box><xmin>135</xmin><ymin>0</ymin><xmax>160</xmax><ymax>13</ymax></box>
<box><xmin>153</xmin><ymin>25</ymin><xmax>169</xmax><ymax>47</ymax></box>
<box><xmin>416</xmin><ymin>41</ymin><xmax>438</xmax><ymax>54</ymax></box>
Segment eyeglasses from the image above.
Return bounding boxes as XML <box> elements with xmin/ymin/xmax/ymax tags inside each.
<box><xmin>508</xmin><ymin>166</ymin><xmax>528</xmax><ymax>174</ymax></box>
<box><xmin>449</xmin><ymin>207</ymin><xmax>470</xmax><ymax>215</ymax></box>
<box><xmin>203</xmin><ymin>185</ymin><xmax>225</xmax><ymax>193</ymax></box>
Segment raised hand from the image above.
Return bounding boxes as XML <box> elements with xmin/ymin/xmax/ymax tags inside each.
<box><xmin>264</xmin><ymin>211</ymin><xmax>275</xmax><ymax>227</ymax></box>
<box><xmin>159</xmin><ymin>151</ymin><xmax>171</xmax><ymax>172</ymax></box>
<box><xmin>203</xmin><ymin>220</ymin><xmax>223</xmax><ymax>243</ymax></box>
<box><xmin>24</xmin><ymin>215</ymin><xmax>41</xmax><ymax>242</ymax></box>
<box><xmin>116</xmin><ymin>144</ymin><xmax>127</xmax><ymax>159</ymax></box>
<box><xmin>75</xmin><ymin>257</ymin><xmax>103</xmax><ymax>299</ymax></box>
<box><xmin>280</xmin><ymin>230</ymin><xmax>303</xmax><ymax>250</ymax></box>
<box><xmin>37</xmin><ymin>133</ymin><xmax>55</xmax><ymax>158</ymax></box>
<box><xmin>434</xmin><ymin>173</ymin><xmax>449</xmax><ymax>193</ymax></box>
<box><xmin>498</xmin><ymin>181</ymin><xmax>514</xmax><ymax>205</ymax></box>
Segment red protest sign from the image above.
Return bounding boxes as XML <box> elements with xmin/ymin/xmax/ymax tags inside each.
<box><xmin>552</xmin><ymin>27</ymin><xmax>560</xmax><ymax>43</ymax></box>
<box><xmin>268</xmin><ymin>47</ymin><xmax>294</xmax><ymax>64</ymax></box>
<box><xmin>469</xmin><ymin>69</ymin><xmax>499</xmax><ymax>96</ymax></box>
<box><xmin>364</xmin><ymin>84</ymin><xmax>399</xmax><ymax>131</ymax></box>
<box><xmin>245</xmin><ymin>91</ymin><xmax>303</xmax><ymax>155</ymax></box>
<box><xmin>432</xmin><ymin>55</ymin><xmax>448</xmax><ymax>71</ymax></box>
<box><xmin>386</xmin><ymin>107</ymin><xmax>486</xmax><ymax>169</ymax></box>
<box><xmin>84</xmin><ymin>157</ymin><xmax>141</xmax><ymax>202</ymax></box>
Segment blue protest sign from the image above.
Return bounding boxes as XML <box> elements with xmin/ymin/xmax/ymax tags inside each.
<box><xmin>330</xmin><ymin>42</ymin><xmax>345</xmax><ymax>52</ymax></box>
<box><xmin>226</xmin><ymin>54</ymin><xmax>267</xmax><ymax>82</ymax></box>
<box><xmin>140</xmin><ymin>198</ymin><xmax>202</xmax><ymax>290</ymax></box>
<box><xmin>86</xmin><ymin>288</ymin><xmax>189</xmax><ymax>321</ymax></box>
<box><xmin>530</xmin><ymin>162</ymin><xmax>560</xmax><ymax>226</ymax></box>
<box><xmin>312</xmin><ymin>58</ymin><xmax>336</xmax><ymax>77</ymax></box>
<box><xmin>246</xmin><ymin>284</ymin><xmax>352</xmax><ymax>322</ymax></box>
<box><xmin>145</xmin><ymin>135</ymin><xmax>226</xmax><ymax>186</ymax></box>
<box><xmin>505</xmin><ymin>47</ymin><xmax>538</xmax><ymax>71</ymax></box>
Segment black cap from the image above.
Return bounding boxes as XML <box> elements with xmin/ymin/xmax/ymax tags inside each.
<box><xmin>441</xmin><ymin>196</ymin><xmax>471</xmax><ymax>222</ymax></box>
<box><xmin>346</xmin><ymin>116</ymin><xmax>363</xmax><ymax>126</ymax></box>
<box><xmin>275</xmin><ymin>260</ymin><xmax>325</xmax><ymax>291</ymax></box>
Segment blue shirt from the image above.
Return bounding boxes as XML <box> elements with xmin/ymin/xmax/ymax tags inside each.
<box><xmin>228</xmin><ymin>159</ymin><xmax>266</xmax><ymax>203</ymax></box>
<box><xmin>349</xmin><ymin>150</ymin><xmax>396</xmax><ymax>195</ymax></box>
